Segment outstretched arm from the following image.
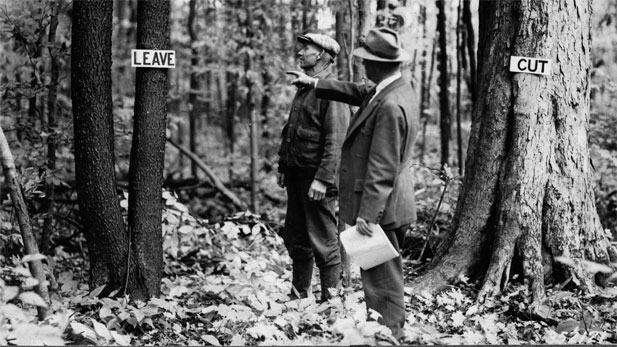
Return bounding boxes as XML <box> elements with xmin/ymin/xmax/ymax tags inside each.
<box><xmin>286</xmin><ymin>70</ymin><xmax>370</xmax><ymax>106</ymax></box>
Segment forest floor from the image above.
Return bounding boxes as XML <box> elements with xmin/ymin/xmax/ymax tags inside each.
<box><xmin>3</xmin><ymin>123</ymin><xmax>617</xmax><ymax>345</ymax></box>
<box><xmin>5</xmin><ymin>195</ymin><xmax>617</xmax><ymax>346</ymax></box>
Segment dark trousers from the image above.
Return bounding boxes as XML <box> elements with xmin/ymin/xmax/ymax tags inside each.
<box><xmin>360</xmin><ymin>226</ymin><xmax>406</xmax><ymax>339</ymax></box>
<box><xmin>283</xmin><ymin>177</ymin><xmax>341</xmax><ymax>296</ymax></box>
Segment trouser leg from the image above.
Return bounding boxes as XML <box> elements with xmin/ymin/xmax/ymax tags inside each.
<box><xmin>296</xmin><ymin>179</ymin><xmax>342</xmax><ymax>300</ymax></box>
<box><xmin>283</xmin><ymin>179</ymin><xmax>314</xmax><ymax>298</ymax></box>
<box><xmin>360</xmin><ymin>226</ymin><xmax>406</xmax><ymax>339</ymax></box>
<box><xmin>319</xmin><ymin>263</ymin><xmax>342</xmax><ymax>301</ymax></box>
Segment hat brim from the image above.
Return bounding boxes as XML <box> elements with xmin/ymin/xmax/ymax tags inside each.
<box><xmin>353</xmin><ymin>47</ymin><xmax>411</xmax><ymax>62</ymax></box>
<box><xmin>297</xmin><ymin>35</ymin><xmax>312</xmax><ymax>45</ymax></box>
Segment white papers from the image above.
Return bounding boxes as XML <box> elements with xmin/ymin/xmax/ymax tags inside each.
<box><xmin>340</xmin><ymin>224</ymin><xmax>399</xmax><ymax>270</ymax></box>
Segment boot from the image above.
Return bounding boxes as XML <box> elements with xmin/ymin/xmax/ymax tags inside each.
<box><xmin>290</xmin><ymin>258</ymin><xmax>314</xmax><ymax>299</ymax></box>
<box><xmin>319</xmin><ymin>263</ymin><xmax>342</xmax><ymax>302</ymax></box>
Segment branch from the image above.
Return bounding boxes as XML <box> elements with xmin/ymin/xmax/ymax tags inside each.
<box><xmin>166</xmin><ymin>137</ymin><xmax>247</xmax><ymax>210</ymax></box>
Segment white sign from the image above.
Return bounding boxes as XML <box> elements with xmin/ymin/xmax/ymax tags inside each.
<box><xmin>509</xmin><ymin>56</ymin><xmax>551</xmax><ymax>76</ymax></box>
<box><xmin>131</xmin><ymin>49</ymin><xmax>176</xmax><ymax>68</ymax></box>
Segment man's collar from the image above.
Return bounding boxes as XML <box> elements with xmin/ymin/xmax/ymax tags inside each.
<box><xmin>374</xmin><ymin>71</ymin><xmax>402</xmax><ymax>95</ymax></box>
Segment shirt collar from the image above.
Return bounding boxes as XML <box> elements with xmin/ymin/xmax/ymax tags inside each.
<box><xmin>373</xmin><ymin>71</ymin><xmax>402</xmax><ymax>97</ymax></box>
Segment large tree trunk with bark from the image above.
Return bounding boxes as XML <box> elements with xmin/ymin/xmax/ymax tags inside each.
<box><xmin>127</xmin><ymin>0</ymin><xmax>170</xmax><ymax>300</ymax></box>
<box><xmin>412</xmin><ymin>0</ymin><xmax>617</xmax><ymax>301</ymax></box>
<box><xmin>72</xmin><ymin>0</ymin><xmax>130</xmax><ymax>293</ymax></box>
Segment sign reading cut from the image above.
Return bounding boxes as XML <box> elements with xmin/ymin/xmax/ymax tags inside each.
<box><xmin>132</xmin><ymin>49</ymin><xmax>176</xmax><ymax>68</ymax></box>
<box><xmin>509</xmin><ymin>56</ymin><xmax>551</xmax><ymax>76</ymax></box>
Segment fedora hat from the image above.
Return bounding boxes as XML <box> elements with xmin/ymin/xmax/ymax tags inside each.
<box><xmin>353</xmin><ymin>27</ymin><xmax>411</xmax><ymax>62</ymax></box>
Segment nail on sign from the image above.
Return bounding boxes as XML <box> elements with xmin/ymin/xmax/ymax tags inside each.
<box><xmin>509</xmin><ymin>56</ymin><xmax>551</xmax><ymax>76</ymax></box>
<box><xmin>132</xmin><ymin>49</ymin><xmax>176</xmax><ymax>68</ymax></box>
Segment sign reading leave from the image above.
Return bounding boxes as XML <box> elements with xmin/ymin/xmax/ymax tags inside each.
<box><xmin>132</xmin><ymin>49</ymin><xmax>176</xmax><ymax>68</ymax></box>
<box><xmin>509</xmin><ymin>56</ymin><xmax>551</xmax><ymax>76</ymax></box>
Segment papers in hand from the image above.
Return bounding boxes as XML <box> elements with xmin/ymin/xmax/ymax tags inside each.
<box><xmin>340</xmin><ymin>224</ymin><xmax>400</xmax><ymax>270</ymax></box>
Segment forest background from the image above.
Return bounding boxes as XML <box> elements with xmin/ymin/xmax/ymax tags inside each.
<box><xmin>1</xmin><ymin>0</ymin><xmax>617</xmax><ymax>345</ymax></box>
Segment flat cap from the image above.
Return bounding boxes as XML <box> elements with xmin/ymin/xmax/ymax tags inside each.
<box><xmin>297</xmin><ymin>33</ymin><xmax>340</xmax><ymax>56</ymax></box>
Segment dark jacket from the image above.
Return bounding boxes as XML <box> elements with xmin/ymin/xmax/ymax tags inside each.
<box><xmin>278</xmin><ymin>69</ymin><xmax>350</xmax><ymax>186</ymax></box>
<box><xmin>315</xmin><ymin>77</ymin><xmax>419</xmax><ymax>229</ymax></box>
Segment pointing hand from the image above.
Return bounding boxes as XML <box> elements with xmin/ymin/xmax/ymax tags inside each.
<box><xmin>286</xmin><ymin>71</ymin><xmax>317</xmax><ymax>88</ymax></box>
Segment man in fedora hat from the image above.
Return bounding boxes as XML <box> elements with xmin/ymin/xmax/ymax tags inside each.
<box><xmin>277</xmin><ymin>33</ymin><xmax>350</xmax><ymax>302</ymax></box>
<box><xmin>287</xmin><ymin>27</ymin><xmax>418</xmax><ymax>339</ymax></box>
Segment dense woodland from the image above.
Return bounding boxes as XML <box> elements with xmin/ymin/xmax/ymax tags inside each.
<box><xmin>1</xmin><ymin>0</ymin><xmax>617</xmax><ymax>345</ymax></box>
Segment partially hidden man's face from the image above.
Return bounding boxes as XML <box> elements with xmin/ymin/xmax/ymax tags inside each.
<box><xmin>297</xmin><ymin>43</ymin><xmax>323</xmax><ymax>70</ymax></box>
<box><xmin>362</xmin><ymin>59</ymin><xmax>380</xmax><ymax>83</ymax></box>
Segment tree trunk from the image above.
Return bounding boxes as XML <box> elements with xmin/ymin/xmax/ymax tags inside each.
<box><xmin>244</xmin><ymin>3</ymin><xmax>259</xmax><ymax>213</ymax></box>
<box><xmin>436</xmin><ymin>0</ymin><xmax>451</xmax><ymax>166</ymax></box>
<box><xmin>455</xmin><ymin>0</ymin><xmax>463</xmax><ymax>175</ymax></box>
<box><xmin>72</xmin><ymin>0</ymin><xmax>130</xmax><ymax>294</ymax></box>
<box><xmin>0</xmin><ymin>127</ymin><xmax>49</xmax><ymax>320</ymax></box>
<box><xmin>187</xmin><ymin>0</ymin><xmax>201</xmax><ymax>178</ymax></box>
<box><xmin>412</xmin><ymin>0</ymin><xmax>617</xmax><ymax>302</ymax></box>
<box><xmin>335</xmin><ymin>7</ymin><xmax>351</xmax><ymax>81</ymax></box>
<box><xmin>463</xmin><ymin>0</ymin><xmax>477</xmax><ymax>105</ymax></box>
<box><xmin>226</xmin><ymin>71</ymin><xmax>237</xmax><ymax>186</ymax></box>
<box><xmin>335</xmin><ymin>1</ymin><xmax>353</xmax><ymax>286</ymax></box>
<box><xmin>127</xmin><ymin>0</ymin><xmax>170</xmax><ymax>300</ymax></box>
<box><xmin>418</xmin><ymin>3</ymin><xmax>429</xmax><ymax>165</ymax></box>
<box><xmin>353</xmin><ymin>0</ymin><xmax>371</xmax><ymax>83</ymax></box>
<box><xmin>41</xmin><ymin>1</ymin><xmax>60</xmax><ymax>254</ymax></box>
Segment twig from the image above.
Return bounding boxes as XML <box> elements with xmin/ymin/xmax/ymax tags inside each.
<box><xmin>416</xmin><ymin>179</ymin><xmax>449</xmax><ymax>262</ymax></box>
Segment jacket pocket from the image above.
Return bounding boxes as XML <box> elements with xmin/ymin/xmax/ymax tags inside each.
<box><xmin>296</xmin><ymin>126</ymin><xmax>320</xmax><ymax>142</ymax></box>
<box><xmin>295</xmin><ymin>125</ymin><xmax>321</xmax><ymax>166</ymax></box>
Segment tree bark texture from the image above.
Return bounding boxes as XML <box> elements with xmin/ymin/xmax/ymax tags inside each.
<box><xmin>436</xmin><ymin>0</ymin><xmax>451</xmax><ymax>166</ymax></box>
<box><xmin>413</xmin><ymin>0</ymin><xmax>616</xmax><ymax>301</ymax></box>
<box><xmin>456</xmin><ymin>0</ymin><xmax>463</xmax><ymax>175</ymax></box>
<box><xmin>188</xmin><ymin>0</ymin><xmax>201</xmax><ymax>178</ymax></box>
<box><xmin>0</xmin><ymin>127</ymin><xmax>49</xmax><ymax>320</ymax></box>
<box><xmin>41</xmin><ymin>1</ymin><xmax>60</xmax><ymax>254</ymax></box>
<box><xmin>463</xmin><ymin>0</ymin><xmax>477</xmax><ymax>104</ymax></box>
<box><xmin>335</xmin><ymin>7</ymin><xmax>351</xmax><ymax>81</ymax></box>
<box><xmin>72</xmin><ymin>0</ymin><xmax>130</xmax><ymax>292</ymax></box>
<box><xmin>128</xmin><ymin>0</ymin><xmax>170</xmax><ymax>300</ymax></box>
<box><xmin>353</xmin><ymin>0</ymin><xmax>371</xmax><ymax>83</ymax></box>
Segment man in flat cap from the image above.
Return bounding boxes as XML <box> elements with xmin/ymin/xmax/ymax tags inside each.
<box><xmin>288</xmin><ymin>27</ymin><xmax>419</xmax><ymax>340</ymax></box>
<box><xmin>277</xmin><ymin>33</ymin><xmax>350</xmax><ymax>302</ymax></box>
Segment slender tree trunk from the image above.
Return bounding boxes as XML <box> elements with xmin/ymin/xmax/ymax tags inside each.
<box><xmin>188</xmin><ymin>0</ymin><xmax>200</xmax><ymax>178</ymax></box>
<box><xmin>72</xmin><ymin>0</ymin><xmax>129</xmax><ymax>294</ymax></box>
<box><xmin>127</xmin><ymin>0</ymin><xmax>170</xmax><ymax>300</ymax></box>
<box><xmin>41</xmin><ymin>2</ymin><xmax>60</xmax><ymax>254</ymax></box>
<box><xmin>335</xmin><ymin>7</ymin><xmax>351</xmax><ymax>81</ymax></box>
<box><xmin>226</xmin><ymin>71</ymin><xmax>237</xmax><ymax>187</ymax></box>
<box><xmin>456</xmin><ymin>0</ymin><xmax>463</xmax><ymax>175</ymax></box>
<box><xmin>418</xmin><ymin>2</ymin><xmax>428</xmax><ymax>164</ymax></box>
<box><xmin>463</xmin><ymin>0</ymin><xmax>477</xmax><ymax>104</ymax></box>
<box><xmin>335</xmin><ymin>1</ymin><xmax>353</xmax><ymax>286</ymax></box>
<box><xmin>0</xmin><ymin>127</ymin><xmax>49</xmax><ymax>320</ymax></box>
<box><xmin>244</xmin><ymin>2</ymin><xmax>259</xmax><ymax>212</ymax></box>
<box><xmin>412</xmin><ymin>0</ymin><xmax>617</xmax><ymax>302</ymax></box>
<box><xmin>436</xmin><ymin>0</ymin><xmax>451</xmax><ymax>166</ymax></box>
<box><xmin>353</xmin><ymin>0</ymin><xmax>371</xmax><ymax>83</ymax></box>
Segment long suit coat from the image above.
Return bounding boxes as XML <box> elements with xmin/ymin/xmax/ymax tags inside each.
<box><xmin>316</xmin><ymin>77</ymin><xmax>418</xmax><ymax>230</ymax></box>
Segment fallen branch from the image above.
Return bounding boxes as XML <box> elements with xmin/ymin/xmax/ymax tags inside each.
<box><xmin>166</xmin><ymin>137</ymin><xmax>247</xmax><ymax>210</ymax></box>
<box><xmin>0</xmin><ymin>127</ymin><xmax>49</xmax><ymax>320</ymax></box>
